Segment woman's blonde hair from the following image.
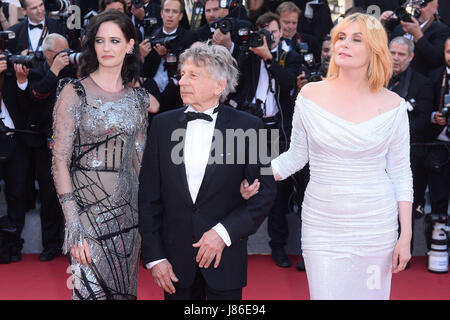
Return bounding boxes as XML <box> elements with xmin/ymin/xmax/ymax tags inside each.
<box><xmin>327</xmin><ymin>13</ymin><xmax>392</xmax><ymax>92</ymax></box>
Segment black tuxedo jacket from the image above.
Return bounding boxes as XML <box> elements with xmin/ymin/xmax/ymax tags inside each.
<box><xmin>391</xmin><ymin>20</ymin><xmax>450</xmax><ymax>75</ymax></box>
<box><xmin>7</xmin><ymin>17</ymin><xmax>63</xmax><ymax>54</ymax></box>
<box><xmin>138</xmin><ymin>105</ymin><xmax>276</xmax><ymax>290</ymax></box>
<box><xmin>427</xmin><ymin>66</ymin><xmax>448</xmax><ymax>140</ymax></box>
<box><xmin>389</xmin><ymin>67</ymin><xmax>434</xmax><ymax>143</ymax></box>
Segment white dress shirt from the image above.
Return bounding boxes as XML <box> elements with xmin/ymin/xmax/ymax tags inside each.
<box><xmin>0</xmin><ymin>99</ymin><xmax>15</xmax><ymax>130</ymax></box>
<box><xmin>28</xmin><ymin>18</ymin><xmax>46</xmax><ymax>52</ymax></box>
<box><xmin>153</xmin><ymin>27</ymin><xmax>177</xmax><ymax>93</ymax></box>
<box><xmin>146</xmin><ymin>105</ymin><xmax>232</xmax><ymax>270</ymax></box>
<box><xmin>252</xmin><ymin>46</ymin><xmax>279</xmax><ymax>119</ymax></box>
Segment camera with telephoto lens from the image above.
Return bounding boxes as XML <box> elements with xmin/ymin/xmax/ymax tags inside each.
<box><xmin>0</xmin><ymin>31</ymin><xmax>42</xmax><ymax>70</ymax></box>
<box><xmin>44</xmin><ymin>0</ymin><xmax>70</xmax><ymax>14</ymax></box>
<box><xmin>441</xmin><ymin>94</ymin><xmax>450</xmax><ymax>133</ymax></box>
<box><xmin>132</xmin><ymin>0</ymin><xmax>144</xmax><ymax>9</ymax></box>
<box><xmin>393</xmin><ymin>0</ymin><xmax>432</xmax><ymax>23</ymax></box>
<box><xmin>211</xmin><ymin>17</ymin><xmax>233</xmax><ymax>34</ymax></box>
<box><xmin>238</xmin><ymin>27</ymin><xmax>274</xmax><ymax>52</ymax></box>
<box><xmin>148</xmin><ymin>35</ymin><xmax>178</xmax><ymax>52</ymax></box>
<box><xmin>165</xmin><ymin>53</ymin><xmax>178</xmax><ymax>78</ymax></box>
<box><xmin>304</xmin><ymin>70</ymin><xmax>323</xmax><ymax>82</ymax></box>
<box><xmin>57</xmin><ymin>48</ymin><xmax>82</xmax><ymax>65</ymax></box>
<box><xmin>295</xmin><ymin>41</ymin><xmax>315</xmax><ymax>69</ymax></box>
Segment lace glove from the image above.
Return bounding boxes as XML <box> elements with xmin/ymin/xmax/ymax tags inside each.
<box><xmin>58</xmin><ymin>193</ymin><xmax>86</xmax><ymax>255</ymax></box>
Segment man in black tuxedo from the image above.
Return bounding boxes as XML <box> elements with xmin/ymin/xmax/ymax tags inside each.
<box><xmin>426</xmin><ymin>36</ymin><xmax>450</xmax><ymax>218</ymax></box>
<box><xmin>388</xmin><ymin>37</ymin><xmax>434</xmax><ymax>261</ymax></box>
<box><xmin>138</xmin><ymin>43</ymin><xmax>276</xmax><ymax>300</ymax></box>
<box><xmin>388</xmin><ymin>0</ymin><xmax>450</xmax><ymax>76</ymax></box>
<box><xmin>15</xmin><ymin>33</ymin><xmax>77</xmax><ymax>261</ymax></box>
<box><xmin>232</xmin><ymin>12</ymin><xmax>301</xmax><ymax>269</ymax></box>
<box><xmin>141</xmin><ymin>0</ymin><xmax>196</xmax><ymax>113</ymax></box>
<box><xmin>0</xmin><ymin>56</ymin><xmax>34</xmax><ymax>262</ymax></box>
<box><xmin>8</xmin><ymin>0</ymin><xmax>63</xmax><ymax>55</ymax></box>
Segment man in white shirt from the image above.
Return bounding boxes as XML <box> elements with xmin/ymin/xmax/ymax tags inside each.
<box><xmin>138</xmin><ymin>43</ymin><xmax>275</xmax><ymax>300</ymax></box>
<box><xmin>7</xmin><ymin>0</ymin><xmax>63</xmax><ymax>54</ymax></box>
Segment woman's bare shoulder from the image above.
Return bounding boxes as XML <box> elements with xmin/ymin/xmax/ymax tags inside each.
<box><xmin>299</xmin><ymin>80</ymin><xmax>328</xmax><ymax>100</ymax></box>
<box><xmin>378</xmin><ymin>88</ymin><xmax>403</xmax><ymax>111</ymax></box>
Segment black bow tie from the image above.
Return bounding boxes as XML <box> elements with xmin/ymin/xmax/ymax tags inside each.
<box><xmin>185</xmin><ymin>106</ymin><xmax>220</xmax><ymax>122</ymax></box>
<box><xmin>29</xmin><ymin>23</ymin><xmax>43</xmax><ymax>30</ymax></box>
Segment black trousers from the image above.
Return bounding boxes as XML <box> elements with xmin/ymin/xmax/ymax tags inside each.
<box><xmin>0</xmin><ymin>139</ymin><xmax>31</xmax><ymax>250</ymax></box>
<box><xmin>164</xmin><ymin>267</ymin><xmax>243</xmax><ymax>300</ymax></box>
<box><xmin>426</xmin><ymin>144</ymin><xmax>450</xmax><ymax>215</ymax></box>
<box><xmin>410</xmin><ymin>146</ymin><xmax>429</xmax><ymax>211</ymax></box>
<box><xmin>32</xmin><ymin>146</ymin><xmax>64</xmax><ymax>251</ymax></box>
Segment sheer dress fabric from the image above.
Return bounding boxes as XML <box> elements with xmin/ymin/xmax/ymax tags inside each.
<box><xmin>52</xmin><ymin>76</ymin><xmax>149</xmax><ymax>300</ymax></box>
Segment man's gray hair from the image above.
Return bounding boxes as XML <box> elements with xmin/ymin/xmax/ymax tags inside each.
<box><xmin>390</xmin><ymin>36</ymin><xmax>415</xmax><ymax>55</ymax></box>
<box><xmin>179</xmin><ymin>41</ymin><xmax>239</xmax><ymax>103</ymax></box>
<box><xmin>42</xmin><ymin>33</ymin><xmax>68</xmax><ymax>52</ymax></box>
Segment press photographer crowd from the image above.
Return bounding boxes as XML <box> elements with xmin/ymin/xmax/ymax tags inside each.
<box><xmin>0</xmin><ymin>0</ymin><xmax>449</xmax><ymax>276</ymax></box>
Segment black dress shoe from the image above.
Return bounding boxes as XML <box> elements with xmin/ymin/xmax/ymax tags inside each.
<box><xmin>10</xmin><ymin>248</ymin><xmax>22</xmax><ymax>263</ymax></box>
<box><xmin>39</xmin><ymin>248</ymin><xmax>62</xmax><ymax>262</ymax></box>
<box><xmin>271</xmin><ymin>248</ymin><xmax>291</xmax><ymax>268</ymax></box>
<box><xmin>296</xmin><ymin>257</ymin><xmax>306</xmax><ymax>271</ymax></box>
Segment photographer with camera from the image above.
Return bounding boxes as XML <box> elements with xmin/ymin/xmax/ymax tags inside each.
<box><xmin>194</xmin><ymin>0</ymin><xmax>251</xmax><ymax>58</ymax></box>
<box><xmin>141</xmin><ymin>0</ymin><xmax>196</xmax><ymax>113</ymax></box>
<box><xmin>14</xmin><ymin>33</ymin><xmax>77</xmax><ymax>261</ymax></box>
<box><xmin>426</xmin><ymin>36</ymin><xmax>450</xmax><ymax>218</ymax></box>
<box><xmin>233</xmin><ymin>12</ymin><xmax>301</xmax><ymax>269</ymax></box>
<box><xmin>130</xmin><ymin>0</ymin><xmax>162</xmax><ymax>42</ymax></box>
<box><xmin>384</xmin><ymin>0</ymin><xmax>450</xmax><ymax>76</ymax></box>
<box><xmin>7</xmin><ymin>0</ymin><xmax>63</xmax><ymax>55</ymax></box>
<box><xmin>388</xmin><ymin>37</ymin><xmax>434</xmax><ymax>263</ymax></box>
<box><xmin>0</xmin><ymin>47</ymin><xmax>38</xmax><ymax>262</ymax></box>
<box><xmin>276</xmin><ymin>2</ymin><xmax>320</xmax><ymax>71</ymax></box>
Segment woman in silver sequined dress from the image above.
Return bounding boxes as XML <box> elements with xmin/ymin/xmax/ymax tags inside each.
<box><xmin>52</xmin><ymin>11</ymin><xmax>158</xmax><ymax>300</ymax></box>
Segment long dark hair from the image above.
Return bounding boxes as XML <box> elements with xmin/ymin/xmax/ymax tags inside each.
<box><xmin>79</xmin><ymin>10</ymin><xmax>141</xmax><ymax>85</ymax></box>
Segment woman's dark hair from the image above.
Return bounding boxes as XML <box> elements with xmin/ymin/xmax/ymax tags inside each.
<box><xmin>79</xmin><ymin>10</ymin><xmax>141</xmax><ymax>85</ymax></box>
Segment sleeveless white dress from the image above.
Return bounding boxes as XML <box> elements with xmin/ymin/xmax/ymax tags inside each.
<box><xmin>271</xmin><ymin>93</ymin><xmax>413</xmax><ymax>300</ymax></box>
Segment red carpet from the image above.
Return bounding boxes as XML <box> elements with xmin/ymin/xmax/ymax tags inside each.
<box><xmin>0</xmin><ymin>255</ymin><xmax>448</xmax><ymax>300</ymax></box>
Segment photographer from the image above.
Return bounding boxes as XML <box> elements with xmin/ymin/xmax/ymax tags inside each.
<box><xmin>276</xmin><ymin>2</ymin><xmax>320</xmax><ymax>69</ymax></box>
<box><xmin>130</xmin><ymin>0</ymin><xmax>162</xmax><ymax>42</ymax></box>
<box><xmin>0</xmin><ymin>52</ymin><xmax>34</xmax><ymax>263</ymax></box>
<box><xmin>388</xmin><ymin>37</ymin><xmax>434</xmax><ymax>261</ymax></box>
<box><xmin>426</xmin><ymin>36</ymin><xmax>450</xmax><ymax>217</ymax></box>
<box><xmin>141</xmin><ymin>0</ymin><xmax>196</xmax><ymax>113</ymax></box>
<box><xmin>15</xmin><ymin>33</ymin><xmax>77</xmax><ymax>261</ymax></box>
<box><xmin>194</xmin><ymin>0</ymin><xmax>251</xmax><ymax>58</ymax></box>
<box><xmin>233</xmin><ymin>12</ymin><xmax>301</xmax><ymax>269</ymax></box>
<box><xmin>385</xmin><ymin>0</ymin><xmax>450</xmax><ymax>75</ymax></box>
<box><xmin>7</xmin><ymin>0</ymin><xmax>63</xmax><ymax>54</ymax></box>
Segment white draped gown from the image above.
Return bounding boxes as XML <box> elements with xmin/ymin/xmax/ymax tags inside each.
<box><xmin>271</xmin><ymin>93</ymin><xmax>413</xmax><ymax>300</ymax></box>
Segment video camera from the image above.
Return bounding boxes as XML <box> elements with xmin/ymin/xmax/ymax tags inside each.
<box><xmin>0</xmin><ymin>31</ymin><xmax>43</xmax><ymax>71</ymax></box>
<box><xmin>238</xmin><ymin>27</ymin><xmax>273</xmax><ymax>53</ymax></box>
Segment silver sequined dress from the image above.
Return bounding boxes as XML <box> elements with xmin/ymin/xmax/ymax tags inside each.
<box><xmin>52</xmin><ymin>76</ymin><xmax>149</xmax><ymax>300</ymax></box>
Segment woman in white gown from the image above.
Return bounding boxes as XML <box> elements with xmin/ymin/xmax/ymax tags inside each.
<box><xmin>270</xmin><ymin>13</ymin><xmax>413</xmax><ymax>300</ymax></box>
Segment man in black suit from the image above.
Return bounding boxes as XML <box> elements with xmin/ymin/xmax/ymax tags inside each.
<box><xmin>388</xmin><ymin>37</ymin><xmax>434</xmax><ymax>261</ymax></box>
<box><xmin>141</xmin><ymin>0</ymin><xmax>196</xmax><ymax>113</ymax></box>
<box><xmin>426</xmin><ymin>36</ymin><xmax>450</xmax><ymax>218</ymax></box>
<box><xmin>8</xmin><ymin>0</ymin><xmax>63</xmax><ymax>55</ymax></box>
<box><xmin>15</xmin><ymin>33</ymin><xmax>77</xmax><ymax>261</ymax></box>
<box><xmin>388</xmin><ymin>0</ymin><xmax>450</xmax><ymax>76</ymax></box>
<box><xmin>231</xmin><ymin>12</ymin><xmax>301</xmax><ymax>269</ymax></box>
<box><xmin>0</xmin><ymin>55</ymin><xmax>33</xmax><ymax>262</ymax></box>
<box><xmin>138</xmin><ymin>43</ymin><xmax>276</xmax><ymax>300</ymax></box>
